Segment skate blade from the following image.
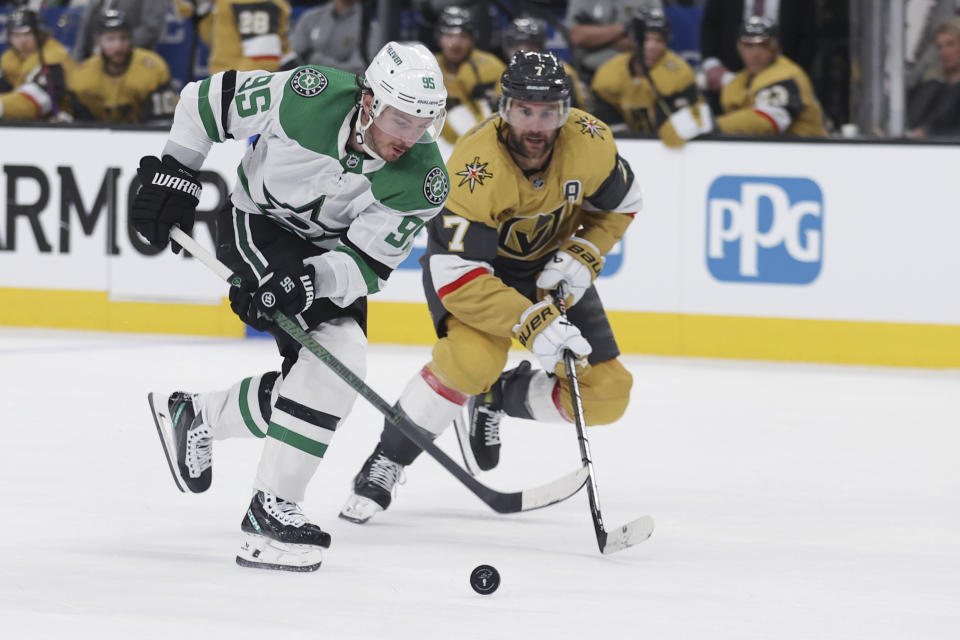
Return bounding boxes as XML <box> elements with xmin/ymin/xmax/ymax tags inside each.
<box><xmin>236</xmin><ymin>532</ymin><xmax>322</xmax><ymax>572</ymax></box>
<box><xmin>338</xmin><ymin>494</ymin><xmax>382</xmax><ymax>524</ymax></box>
<box><xmin>148</xmin><ymin>392</ymin><xmax>187</xmax><ymax>493</ymax></box>
<box><xmin>452</xmin><ymin>406</ymin><xmax>481</xmax><ymax>476</ymax></box>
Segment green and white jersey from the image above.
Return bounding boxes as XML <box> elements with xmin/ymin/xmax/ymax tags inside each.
<box><xmin>166</xmin><ymin>65</ymin><xmax>450</xmax><ymax>306</ymax></box>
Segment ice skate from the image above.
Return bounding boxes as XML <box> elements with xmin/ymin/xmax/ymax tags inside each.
<box><xmin>148</xmin><ymin>391</ymin><xmax>213</xmax><ymax>493</ymax></box>
<box><xmin>339</xmin><ymin>444</ymin><xmax>406</xmax><ymax>524</ymax></box>
<box><xmin>453</xmin><ymin>362</ymin><xmax>531</xmax><ymax>473</ymax></box>
<box><xmin>236</xmin><ymin>490</ymin><xmax>330</xmax><ymax>572</ymax></box>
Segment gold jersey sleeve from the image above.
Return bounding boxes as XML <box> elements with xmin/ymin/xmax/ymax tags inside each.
<box><xmin>70</xmin><ymin>49</ymin><xmax>173</xmax><ymax>123</ymax></box>
<box><xmin>0</xmin><ymin>38</ymin><xmax>76</xmax><ymax>120</ymax></box>
<box><xmin>435</xmin><ymin>110</ymin><xmax>637</xmax><ymax>335</ymax></box>
<box><xmin>175</xmin><ymin>0</ymin><xmax>291</xmax><ymax>73</ymax></box>
<box><xmin>717</xmin><ymin>54</ymin><xmax>826</xmax><ymax>137</ymax></box>
<box><xmin>438</xmin><ymin>48</ymin><xmax>506</xmax><ymax>143</ymax></box>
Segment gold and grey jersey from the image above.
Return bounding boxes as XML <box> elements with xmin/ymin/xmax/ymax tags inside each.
<box><xmin>421</xmin><ymin>109</ymin><xmax>642</xmax><ymax>337</ymax></box>
<box><xmin>168</xmin><ymin>65</ymin><xmax>449</xmax><ymax>306</ymax></box>
<box><xmin>718</xmin><ymin>54</ymin><xmax>826</xmax><ymax>137</ymax></box>
<box><xmin>591</xmin><ymin>49</ymin><xmax>701</xmax><ymax>133</ymax></box>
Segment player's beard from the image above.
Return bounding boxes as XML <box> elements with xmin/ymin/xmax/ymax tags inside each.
<box><xmin>505</xmin><ymin>126</ymin><xmax>559</xmax><ymax>162</ymax></box>
<box><xmin>102</xmin><ymin>49</ymin><xmax>132</xmax><ymax>75</ymax></box>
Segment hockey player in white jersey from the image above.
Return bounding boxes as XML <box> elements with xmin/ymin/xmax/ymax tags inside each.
<box><xmin>133</xmin><ymin>42</ymin><xmax>449</xmax><ymax>572</ymax></box>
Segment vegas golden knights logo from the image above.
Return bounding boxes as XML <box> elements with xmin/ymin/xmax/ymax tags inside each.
<box><xmin>499</xmin><ymin>181</ymin><xmax>583</xmax><ymax>258</ymax></box>
<box><xmin>498</xmin><ymin>210</ymin><xmax>562</xmax><ymax>258</ymax></box>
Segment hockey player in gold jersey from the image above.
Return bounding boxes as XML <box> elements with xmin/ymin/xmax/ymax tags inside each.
<box><xmin>70</xmin><ymin>11</ymin><xmax>178</xmax><ymax>124</ymax></box>
<box><xmin>0</xmin><ymin>8</ymin><xmax>75</xmax><ymax>121</ymax></box>
<box><xmin>435</xmin><ymin>6</ymin><xmax>506</xmax><ymax>143</ymax></box>
<box><xmin>174</xmin><ymin>0</ymin><xmax>291</xmax><ymax>73</ymax></box>
<box><xmin>590</xmin><ymin>8</ymin><xmax>711</xmax><ymax>147</ymax></box>
<box><xmin>341</xmin><ymin>51</ymin><xmax>643</xmax><ymax>524</ymax></box>
<box><xmin>717</xmin><ymin>16</ymin><xmax>826</xmax><ymax>137</ymax></box>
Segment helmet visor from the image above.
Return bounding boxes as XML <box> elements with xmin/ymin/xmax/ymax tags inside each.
<box><xmin>372</xmin><ymin>104</ymin><xmax>447</xmax><ymax>144</ymax></box>
<box><xmin>499</xmin><ymin>97</ymin><xmax>570</xmax><ymax>132</ymax></box>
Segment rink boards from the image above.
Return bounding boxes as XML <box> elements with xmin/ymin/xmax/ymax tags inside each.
<box><xmin>0</xmin><ymin>125</ymin><xmax>958</xmax><ymax>367</ymax></box>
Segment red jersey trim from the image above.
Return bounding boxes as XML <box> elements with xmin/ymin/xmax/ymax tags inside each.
<box><xmin>753</xmin><ymin>109</ymin><xmax>781</xmax><ymax>133</ymax></box>
<box><xmin>437</xmin><ymin>267</ymin><xmax>487</xmax><ymax>300</ymax></box>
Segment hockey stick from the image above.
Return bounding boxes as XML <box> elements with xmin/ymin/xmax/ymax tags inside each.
<box><xmin>25</xmin><ymin>0</ymin><xmax>59</xmax><ymax>118</ymax></box>
<box><xmin>169</xmin><ymin>226</ymin><xmax>588</xmax><ymax>514</ymax></box>
<box><xmin>554</xmin><ymin>281</ymin><xmax>655</xmax><ymax>553</ymax></box>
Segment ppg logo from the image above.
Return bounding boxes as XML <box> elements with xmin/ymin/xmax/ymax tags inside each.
<box><xmin>706</xmin><ymin>176</ymin><xmax>823</xmax><ymax>284</ymax></box>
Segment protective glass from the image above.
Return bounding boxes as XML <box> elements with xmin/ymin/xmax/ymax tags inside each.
<box><xmin>499</xmin><ymin>97</ymin><xmax>570</xmax><ymax>132</ymax></box>
<box><xmin>372</xmin><ymin>104</ymin><xmax>447</xmax><ymax>144</ymax></box>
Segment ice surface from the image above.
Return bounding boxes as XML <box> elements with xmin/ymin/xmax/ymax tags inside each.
<box><xmin>0</xmin><ymin>328</ymin><xmax>957</xmax><ymax>639</ymax></box>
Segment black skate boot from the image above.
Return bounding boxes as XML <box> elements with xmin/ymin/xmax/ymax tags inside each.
<box><xmin>454</xmin><ymin>361</ymin><xmax>532</xmax><ymax>473</ymax></box>
<box><xmin>148</xmin><ymin>391</ymin><xmax>213</xmax><ymax>493</ymax></box>
<box><xmin>339</xmin><ymin>444</ymin><xmax>406</xmax><ymax>524</ymax></box>
<box><xmin>236</xmin><ymin>490</ymin><xmax>330</xmax><ymax>572</ymax></box>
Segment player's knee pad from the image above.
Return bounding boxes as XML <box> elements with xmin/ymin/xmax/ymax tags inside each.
<box><xmin>431</xmin><ymin>318</ymin><xmax>512</xmax><ymax>396</ymax></box>
<box><xmin>558</xmin><ymin>359</ymin><xmax>633</xmax><ymax>425</ymax></box>
<box><xmin>277</xmin><ymin>317</ymin><xmax>367</xmax><ymax>420</ymax></box>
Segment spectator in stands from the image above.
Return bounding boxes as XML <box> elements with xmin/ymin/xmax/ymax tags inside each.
<box><xmin>501</xmin><ymin>15</ymin><xmax>587</xmax><ymax>110</ymax></box>
<box><xmin>700</xmin><ymin>0</ymin><xmax>815</xmax><ymax>94</ymax></box>
<box><xmin>72</xmin><ymin>0</ymin><xmax>166</xmax><ymax>61</ymax></box>
<box><xmin>591</xmin><ymin>8</ymin><xmax>711</xmax><ymax>147</ymax></box>
<box><xmin>0</xmin><ymin>7</ymin><xmax>75</xmax><ymax>121</ymax></box>
<box><xmin>715</xmin><ymin>16</ymin><xmax>825</xmax><ymax>137</ymax></box>
<box><xmin>173</xmin><ymin>0</ymin><xmax>292</xmax><ymax>73</ymax></box>
<box><xmin>565</xmin><ymin>0</ymin><xmax>661</xmax><ymax>82</ymax></box>
<box><xmin>907</xmin><ymin>18</ymin><xmax>960</xmax><ymax>138</ymax></box>
<box><xmin>70</xmin><ymin>10</ymin><xmax>177</xmax><ymax>124</ymax></box>
<box><xmin>906</xmin><ymin>0</ymin><xmax>960</xmax><ymax>90</ymax></box>
<box><xmin>288</xmin><ymin>0</ymin><xmax>373</xmax><ymax>76</ymax></box>
<box><xmin>434</xmin><ymin>5</ymin><xmax>504</xmax><ymax>143</ymax></box>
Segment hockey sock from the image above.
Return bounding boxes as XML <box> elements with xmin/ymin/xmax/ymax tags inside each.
<box><xmin>524</xmin><ymin>370</ymin><xmax>571</xmax><ymax>424</ymax></box>
<box><xmin>198</xmin><ymin>371</ymin><xmax>280</xmax><ymax>439</ymax></box>
<box><xmin>381</xmin><ymin>365</ymin><xmax>467</xmax><ymax>466</ymax></box>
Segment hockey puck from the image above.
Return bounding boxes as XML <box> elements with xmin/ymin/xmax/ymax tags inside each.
<box><xmin>470</xmin><ymin>564</ymin><xmax>500</xmax><ymax>595</ymax></box>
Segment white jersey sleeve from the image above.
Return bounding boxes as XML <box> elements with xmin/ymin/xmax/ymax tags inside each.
<box><xmin>307</xmin><ymin>202</ymin><xmax>436</xmax><ymax>307</ymax></box>
<box><xmin>167</xmin><ymin>69</ymin><xmax>289</xmax><ymax>159</ymax></box>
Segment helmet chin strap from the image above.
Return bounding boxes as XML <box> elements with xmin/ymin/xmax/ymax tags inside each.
<box><xmin>354</xmin><ymin>101</ymin><xmax>385</xmax><ymax>162</ymax></box>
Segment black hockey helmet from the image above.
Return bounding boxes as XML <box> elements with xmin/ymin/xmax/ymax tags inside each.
<box><xmin>97</xmin><ymin>9</ymin><xmax>132</xmax><ymax>35</ymax></box>
<box><xmin>628</xmin><ymin>7</ymin><xmax>670</xmax><ymax>44</ymax></box>
<box><xmin>500</xmin><ymin>50</ymin><xmax>572</xmax><ymax>103</ymax></box>
<box><xmin>6</xmin><ymin>7</ymin><xmax>39</xmax><ymax>36</ymax></box>
<box><xmin>739</xmin><ymin>15</ymin><xmax>779</xmax><ymax>43</ymax></box>
<box><xmin>436</xmin><ymin>6</ymin><xmax>476</xmax><ymax>39</ymax></box>
<box><xmin>499</xmin><ymin>51</ymin><xmax>572</xmax><ymax>130</ymax></box>
<box><xmin>502</xmin><ymin>16</ymin><xmax>546</xmax><ymax>53</ymax></box>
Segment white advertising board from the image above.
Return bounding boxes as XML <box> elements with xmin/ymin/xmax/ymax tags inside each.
<box><xmin>2</xmin><ymin>127</ymin><xmax>959</xmax><ymax>326</ymax></box>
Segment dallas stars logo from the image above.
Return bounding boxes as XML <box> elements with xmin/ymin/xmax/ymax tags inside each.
<box><xmin>290</xmin><ymin>68</ymin><xmax>328</xmax><ymax>97</ymax></box>
<box><xmin>456</xmin><ymin>156</ymin><xmax>493</xmax><ymax>193</ymax></box>
<box><xmin>576</xmin><ymin>117</ymin><xmax>606</xmax><ymax>139</ymax></box>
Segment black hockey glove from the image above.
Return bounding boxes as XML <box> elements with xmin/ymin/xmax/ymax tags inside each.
<box><xmin>228</xmin><ymin>276</ymin><xmax>272</xmax><ymax>332</ymax></box>
<box><xmin>253</xmin><ymin>265</ymin><xmax>317</xmax><ymax>317</ymax></box>
<box><xmin>132</xmin><ymin>155</ymin><xmax>202</xmax><ymax>254</ymax></box>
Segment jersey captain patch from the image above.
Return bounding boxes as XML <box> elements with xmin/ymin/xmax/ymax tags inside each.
<box><xmin>576</xmin><ymin>116</ymin><xmax>606</xmax><ymax>139</ymax></box>
<box><xmin>455</xmin><ymin>156</ymin><xmax>493</xmax><ymax>192</ymax></box>
<box><xmin>290</xmin><ymin>68</ymin><xmax>328</xmax><ymax>97</ymax></box>
<box><xmin>424</xmin><ymin>166</ymin><xmax>449</xmax><ymax>205</ymax></box>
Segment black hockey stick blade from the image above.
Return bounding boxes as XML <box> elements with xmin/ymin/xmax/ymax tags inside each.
<box><xmin>169</xmin><ymin>227</ymin><xmax>588</xmax><ymax>515</ymax></box>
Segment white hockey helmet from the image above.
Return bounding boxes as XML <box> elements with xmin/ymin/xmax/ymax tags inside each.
<box><xmin>357</xmin><ymin>41</ymin><xmax>447</xmax><ymax>157</ymax></box>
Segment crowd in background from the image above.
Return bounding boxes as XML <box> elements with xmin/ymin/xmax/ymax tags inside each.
<box><xmin>0</xmin><ymin>0</ymin><xmax>958</xmax><ymax>141</ymax></box>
